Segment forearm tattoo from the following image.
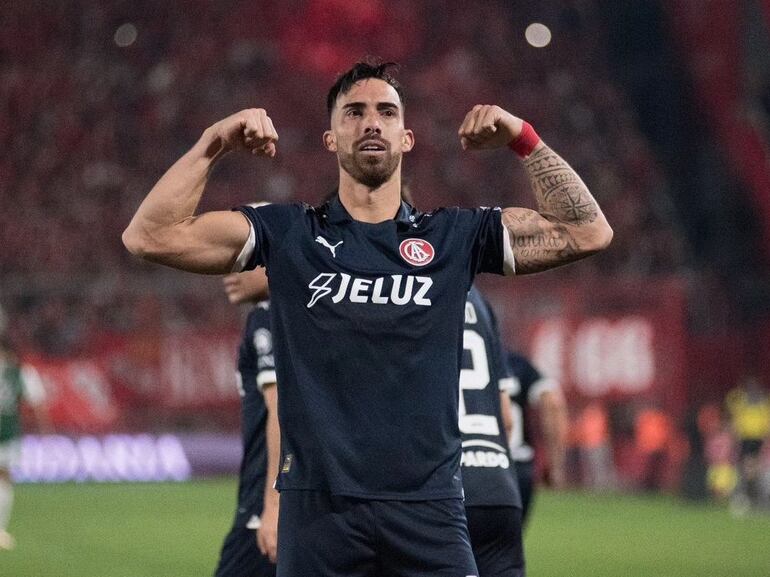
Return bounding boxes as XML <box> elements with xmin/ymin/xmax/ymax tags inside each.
<box><xmin>502</xmin><ymin>144</ymin><xmax>604</xmax><ymax>274</ymax></box>
<box><xmin>523</xmin><ymin>145</ymin><xmax>598</xmax><ymax>226</ymax></box>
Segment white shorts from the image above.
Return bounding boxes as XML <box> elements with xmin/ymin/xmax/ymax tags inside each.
<box><xmin>0</xmin><ymin>440</ymin><xmax>21</xmax><ymax>470</ymax></box>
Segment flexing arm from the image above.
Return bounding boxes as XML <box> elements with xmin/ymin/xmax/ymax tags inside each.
<box><xmin>537</xmin><ymin>388</ymin><xmax>569</xmax><ymax>488</ymax></box>
<box><xmin>122</xmin><ymin>109</ymin><xmax>278</xmax><ymax>274</ymax></box>
<box><xmin>256</xmin><ymin>382</ymin><xmax>280</xmax><ymax>563</ymax></box>
<box><xmin>458</xmin><ymin>106</ymin><xmax>613</xmax><ymax>274</ymax></box>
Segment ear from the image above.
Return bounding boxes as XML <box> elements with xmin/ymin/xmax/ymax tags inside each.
<box><xmin>323</xmin><ymin>130</ymin><xmax>337</xmax><ymax>152</ymax></box>
<box><xmin>401</xmin><ymin>129</ymin><xmax>415</xmax><ymax>153</ymax></box>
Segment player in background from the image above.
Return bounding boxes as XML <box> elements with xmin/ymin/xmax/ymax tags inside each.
<box><xmin>505</xmin><ymin>351</ymin><xmax>568</xmax><ymax>525</ymax></box>
<box><xmin>725</xmin><ymin>375</ymin><xmax>770</xmax><ymax>511</ymax></box>
<box><xmin>461</xmin><ymin>287</ymin><xmax>525</xmax><ymax>576</ymax></box>
<box><xmin>123</xmin><ymin>59</ymin><xmax>612</xmax><ymax>576</ymax></box>
<box><xmin>213</xmin><ymin>266</ymin><xmax>278</xmax><ymax>577</ymax></box>
<box><xmin>0</xmin><ymin>337</ymin><xmax>48</xmax><ymax>550</ymax></box>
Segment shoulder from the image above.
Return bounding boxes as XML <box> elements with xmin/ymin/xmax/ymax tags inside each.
<box><xmin>235</xmin><ymin>203</ymin><xmax>316</xmax><ymax>267</ymax></box>
<box><xmin>507</xmin><ymin>353</ymin><xmax>531</xmax><ymax>376</ymax></box>
<box><xmin>237</xmin><ymin>202</ymin><xmax>314</xmax><ymax>224</ymax></box>
<box><xmin>423</xmin><ymin>206</ymin><xmax>504</xmax><ymax>241</ymax></box>
<box><xmin>428</xmin><ymin>206</ymin><xmax>502</xmax><ymax>220</ymax></box>
<box><xmin>520</xmin><ymin>355</ymin><xmax>539</xmax><ymax>375</ymax></box>
<box><xmin>464</xmin><ymin>288</ymin><xmax>488</xmax><ymax>321</ymax></box>
<box><xmin>466</xmin><ymin>285</ymin><xmax>492</xmax><ymax>309</ymax></box>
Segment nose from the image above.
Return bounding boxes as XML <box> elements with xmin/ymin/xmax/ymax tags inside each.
<box><xmin>363</xmin><ymin>112</ymin><xmax>382</xmax><ymax>135</ymax></box>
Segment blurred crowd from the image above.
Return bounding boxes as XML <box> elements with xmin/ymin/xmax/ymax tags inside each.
<box><xmin>0</xmin><ymin>0</ymin><xmax>689</xmax><ymax>356</ymax></box>
<box><xmin>561</xmin><ymin>376</ymin><xmax>770</xmax><ymax>511</ymax></box>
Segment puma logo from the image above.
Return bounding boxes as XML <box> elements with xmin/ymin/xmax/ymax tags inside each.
<box><xmin>315</xmin><ymin>236</ymin><xmax>343</xmax><ymax>258</ymax></box>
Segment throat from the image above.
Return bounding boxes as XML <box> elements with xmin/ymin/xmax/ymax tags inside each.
<box><xmin>338</xmin><ymin>181</ymin><xmax>402</xmax><ymax>224</ymax></box>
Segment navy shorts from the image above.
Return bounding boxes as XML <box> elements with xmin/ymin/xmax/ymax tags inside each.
<box><xmin>214</xmin><ymin>524</ymin><xmax>275</xmax><ymax>577</ymax></box>
<box><xmin>465</xmin><ymin>506</ymin><xmax>525</xmax><ymax>577</ymax></box>
<box><xmin>277</xmin><ymin>491</ymin><xmax>479</xmax><ymax>577</ymax></box>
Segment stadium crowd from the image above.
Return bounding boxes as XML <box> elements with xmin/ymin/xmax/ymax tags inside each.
<box><xmin>1</xmin><ymin>0</ymin><xmax>687</xmax><ymax>356</ymax></box>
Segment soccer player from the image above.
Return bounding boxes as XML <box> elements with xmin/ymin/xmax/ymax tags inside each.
<box><xmin>122</xmin><ymin>60</ymin><xmax>612</xmax><ymax>576</ymax></box>
<box><xmin>725</xmin><ymin>376</ymin><xmax>770</xmax><ymax>510</ymax></box>
<box><xmin>0</xmin><ymin>337</ymin><xmax>47</xmax><ymax>550</ymax></box>
<box><xmin>461</xmin><ymin>287</ymin><xmax>524</xmax><ymax>576</ymax></box>
<box><xmin>505</xmin><ymin>350</ymin><xmax>568</xmax><ymax>525</ymax></box>
<box><xmin>214</xmin><ymin>266</ymin><xmax>278</xmax><ymax>577</ymax></box>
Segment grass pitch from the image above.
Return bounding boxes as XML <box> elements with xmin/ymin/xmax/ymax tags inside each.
<box><xmin>4</xmin><ymin>480</ymin><xmax>770</xmax><ymax>577</ymax></box>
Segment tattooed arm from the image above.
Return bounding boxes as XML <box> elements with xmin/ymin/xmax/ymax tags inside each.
<box><xmin>458</xmin><ymin>105</ymin><xmax>613</xmax><ymax>274</ymax></box>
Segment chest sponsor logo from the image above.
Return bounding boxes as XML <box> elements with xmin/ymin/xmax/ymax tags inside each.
<box><xmin>399</xmin><ymin>238</ymin><xmax>435</xmax><ymax>266</ymax></box>
<box><xmin>307</xmin><ymin>273</ymin><xmax>433</xmax><ymax>308</ymax></box>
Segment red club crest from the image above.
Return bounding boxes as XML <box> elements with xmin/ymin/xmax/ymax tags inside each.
<box><xmin>399</xmin><ymin>238</ymin><xmax>435</xmax><ymax>266</ymax></box>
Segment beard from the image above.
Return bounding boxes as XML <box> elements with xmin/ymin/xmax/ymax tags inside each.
<box><xmin>338</xmin><ymin>147</ymin><xmax>401</xmax><ymax>189</ymax></box>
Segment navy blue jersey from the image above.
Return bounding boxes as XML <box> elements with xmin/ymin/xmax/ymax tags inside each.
<box><xmin>460</xmin><ymin>287</ymin><xmax>522</xmax><ymax>507</ymax></box>
<box><xmin>237</xmin><ymin>196</ymin><xmax>507</xmax><ymax>499</ymax></box>
<box><xmin>232</xmin><ymin>301</ymin><xmax>276</xmax><ymax>528</ymax></box>
<box><xmin>505</xmin><ymin>351</ymin><xmax>557</xmax><ymax>463</ymax></box>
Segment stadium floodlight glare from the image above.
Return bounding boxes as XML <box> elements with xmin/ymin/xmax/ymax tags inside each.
<box><xmin>525</xmin><ymin>23</ymin><xmax>552</xmax><ymax>48</ymax></box>
<box><xmin>114</xmin><ymin>23</ymin><xmax>138</xmax><ymax>48</ymax></box>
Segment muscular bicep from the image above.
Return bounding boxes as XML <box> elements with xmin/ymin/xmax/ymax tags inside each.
<box><xmin>501</xmin><ymin>207</ymin><xmax>600</xmax><ymax>275</ymax></box>
<box><xmin>135</xmin><ymin>210</ymin><xmax>252</xmax><ymax>274</ymax></box>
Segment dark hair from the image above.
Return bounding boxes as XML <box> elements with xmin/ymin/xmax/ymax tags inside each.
<box><xmin>326</xmin><ymin>58</ymin><xmax>405</xmax><ymax>117</ymax></box>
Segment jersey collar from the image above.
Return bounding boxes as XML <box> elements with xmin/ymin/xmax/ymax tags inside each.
<box><xmin>324</xmin><ymin>194</ymin><xmax>420</xmax><ymax>229</ymax></box>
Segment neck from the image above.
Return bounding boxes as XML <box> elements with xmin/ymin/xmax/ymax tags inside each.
<box><xmin>337</xmin><ymin>168</ymin><xmax>402</xmax><ymax>223</ymax></box>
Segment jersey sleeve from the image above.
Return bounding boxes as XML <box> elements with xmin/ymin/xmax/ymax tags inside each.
<box><xmin>254</xmin><ymin>324</ymin><xmax>277</xmax><ymax>392</ymax></box>
<box><xmin>233</xmin><ymin>203</ymin><xmax>307</xmax><ymax>271</ymax></box>
<box><xmin>517</xmin><ymin>356</ymin><xmax>559</xmax><ymax>405</ymax></box>
<box><xmin>529</xmin><ymin>375</ymin><xmax>561</xmax><ymax>405</ymax></box>
<box><xmin>457</xmin><ymin>207</ymin><xmax>514</xmax><ymax>286</ymax></box>
<box><xmin>238</xmin><ymin>307</ymin><xmax>276</xmax><ymax>394</ymax></box>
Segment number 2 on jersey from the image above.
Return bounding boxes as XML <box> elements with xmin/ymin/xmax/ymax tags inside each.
<box><xmin>458</xmin><ymin>329</ymin><xmax>500</xmax><ymax>436</ymax></box>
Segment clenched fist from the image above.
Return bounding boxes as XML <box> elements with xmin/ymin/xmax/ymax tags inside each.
<box><xmin>458</xmin><ymin>105</ymin><xmax>524</xmax><ymax>151</ymax></box>
<box><xmin>208</xmin><ymin>108</ymin><xmax>279</xmax><ymax>157</ymax></box>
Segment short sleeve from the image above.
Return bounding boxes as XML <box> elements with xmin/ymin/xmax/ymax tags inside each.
<box><xmin>234</xmin><ymin>203</ymin><xmax>307</xmax><ymax>271</ymax></box>
<box><xmin>456</xmin><ymin>207</ymin><xmax>513</xmax><ymax>287</ymax></box>
<box><xmin>517</xmin><ymin>357</ymin><xmax>557</xmax><ymax>405</ymax></box>
<box><xmin>472</xmin><ymin>208</ymin><xmax>505</xmax><ymax>276</ymax></box>
<box><xmin>238</xmin><ymin>306</ymin><xmax>276</xmax><ymax>394</ymax></box>
<box><xmin>528</xmin><ymin>376</ymin><xmax>560</xmax><ymax>405</ymax></box>
<box><xmin>253</xmin><ymin>323</ymin><xmax>277</xmax><ymax>391</ymax></box>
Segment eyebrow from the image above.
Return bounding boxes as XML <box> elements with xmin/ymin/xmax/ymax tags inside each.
<box><xmin>341</xmin><ymin>102</ymin><xmax>400</xmax><ymax>112</ymax></box>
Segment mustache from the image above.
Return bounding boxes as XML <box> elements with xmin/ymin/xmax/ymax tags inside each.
<box><xmin>355</xmin><ymin>135</ymin><xmax>389</xmax><ymax>150</ymax></box>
